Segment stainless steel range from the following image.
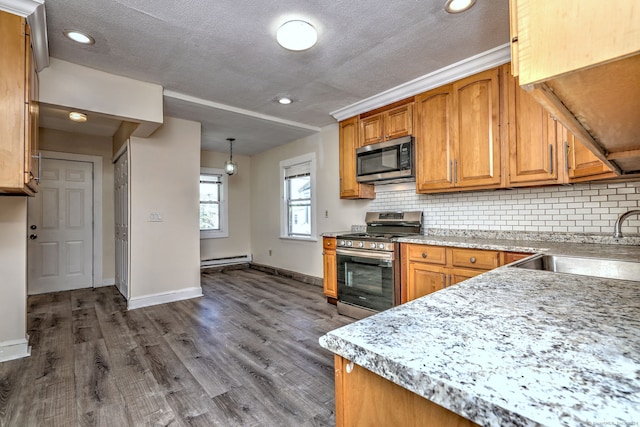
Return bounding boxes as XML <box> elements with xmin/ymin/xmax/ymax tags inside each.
<box><xmin>336</xmin><ymin>211</ymin><xmax>423</xmax><ymax>319</ymax></box>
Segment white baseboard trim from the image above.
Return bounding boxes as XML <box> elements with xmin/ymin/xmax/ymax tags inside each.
<box><xmin>200</xmin><ymin>255</ymin><xmax>252</xmax><ymax>268</ymax></box>
<box><xmin>127</xmin><ymin>286</ymin><xmax>203</xmax><ymax>310</ymax></box>
<box><xmin>0</xmin><ymin>337</ymin><xmax>31</xmax><ymax>362</ymax></box>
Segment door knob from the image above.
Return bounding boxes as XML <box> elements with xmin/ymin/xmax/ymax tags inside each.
<box><xmin>29</xmin><ymin>234</ymin><xmax>38</xmax><ymax>240</ymax></box>
<box><xmin>30</xmin><ymin>224</ymin><xmax>37</xmax><ymax>230</ymax></box>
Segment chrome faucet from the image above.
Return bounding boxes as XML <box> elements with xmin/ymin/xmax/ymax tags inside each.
<box><xmin>613</xmin><ymin>209</ymin><xmax>640</xmax><ymax>238</ymax></box>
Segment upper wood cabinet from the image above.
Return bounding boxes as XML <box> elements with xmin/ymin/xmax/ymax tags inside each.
<box><xmin>561</xmin><ymin>125</ymin><xmax>616</xmax><ymax>183</ymax></box>
<box><xmin>415</xmin><ymin>67</ymin><xmax>502</xmax><ymax>193</ymax></box>
<box><xmin>504</xmin><ymin>65</ymin><xmax>559</xmax><ymax>186</ymax></box>
<box><xmin>339</xmin><ymin>117</ymin><xmax>375</xmax><ymax>199</ymax></box>
<box><xmin>0</xmin><ymin>11</ymin><xmax>39</xmax><ymax>196</ymax></box>
<box><xmin>360</xmin><ymin>103</ymin><xmax>413</xmax><ymax>146</ymax></box>
<box><xmin>509</xmin><ymin>0</ymin><xmax>640</xmax><ymax>175</ymax></box>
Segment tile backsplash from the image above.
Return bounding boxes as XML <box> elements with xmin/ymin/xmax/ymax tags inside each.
<box><xmin>370</xmin><ymin>181</ymin><xmax>640</xmax><ymax>236</ymax></box>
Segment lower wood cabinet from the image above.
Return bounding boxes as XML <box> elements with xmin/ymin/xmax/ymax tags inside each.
<box><xmin>323</xmin><ymin>237</ymin><xmax>337</xmax><ymax>299</ymax></box>
<box><xmin>333</xmin><ymin>355</ymin><xmax>478</xmax><ymax>427</ymax></box>
<box><xmin>401</xmin><ymin>244</ymin><xmax>502</xmax><ymax>303</ymax></box>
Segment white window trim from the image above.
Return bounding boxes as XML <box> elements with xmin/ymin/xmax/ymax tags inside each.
<box><xmin>280</xmin><ymin>153</ymin><xmax>317</xmax><ymax>241</ymax></box>
<box><xmin>200</xmin><ymin>167</ymin><xmax>229</xmax><ymax>239</ymax></box>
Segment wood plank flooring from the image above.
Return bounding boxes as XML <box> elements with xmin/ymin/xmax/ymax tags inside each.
<box><xmin>0</xmin><ymin>268</ymin><xmax>352</xmax><ymax>426</ymax></box>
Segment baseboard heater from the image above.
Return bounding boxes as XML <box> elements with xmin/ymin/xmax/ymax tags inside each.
<box><xmin>200</xmin><ymin>255</ymin><xmax>253</xmax><ymax>268</ymax></box>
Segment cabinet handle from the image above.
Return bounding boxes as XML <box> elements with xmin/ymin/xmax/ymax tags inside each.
<box><xmin>511</xmin><ymin>36</ymin><xmax>518</xmax><ymax>43</ymax></box>
<box><xmin>346</xmin><ymin>361</ymin><xmax>354</xmax><ymax>374</ymax></box>
<box><xmin>469</xmin><ymin>257</ymin><xmax>476</xmax><ymax>264</ymax></box>
<box><xmin>32</xmin><ymin>152</ymin><xmax>41</xmax><ymax>183</ymax></box>
<box><xmin>549</xmin><ymin>145</ymin><xmax>554</xmax><ymax>175</ymax></box>
<box><xmin>449</xmin><ymin>160</ymin><xmax>453</xmax><ymax>183</ymax></box>
<box><xmin>422</xmin><ymin>252</ymin><xmax>427</xmax><ymax>259</ymax></box>
<box><xmin>565</xmin><ymin>141</ymin><xmax>570</xmax><ymax>172</ymax></box>
<box><xmin>385</xmin><ymin>134</ymin><xmax>389</xmax><ymax>140</ymax></box>
<box><xmin>327</xmin><ymin>241</ymin><xmax>332</xmax><ymax>246</ymax></box>
<box><xmin>454</xmin><ymin>160</ymin><xmax>458</xmax><ymax>184</ymax></box>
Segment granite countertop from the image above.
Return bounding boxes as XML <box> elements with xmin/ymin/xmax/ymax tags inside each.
<box><xmin>319</xmin><ymin>238</ymin><xmax>640</xmax><ymax>427</ymax></box>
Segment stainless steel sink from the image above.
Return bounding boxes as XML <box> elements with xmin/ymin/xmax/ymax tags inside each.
<box><xmin>510</xmin><ymin>254</ymin><xmax>640</xmax><ymax>282</ymax></box>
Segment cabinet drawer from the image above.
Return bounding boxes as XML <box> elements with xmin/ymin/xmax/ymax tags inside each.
<box><xmin>323</xmin><ymin>237</ymin><xmax>337</xmax><ymax>251</ymax></box>
<box><xmin>451</xmin><ymin>248</ymin><xmax>499</xmax><ymax>270</ymax></box>
<box><xmin>406</xmin><ymin>244</ymin><xmax>446</xmax><ymax>265</ymax></box>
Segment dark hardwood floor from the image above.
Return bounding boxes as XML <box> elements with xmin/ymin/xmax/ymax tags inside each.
<box><xmin>0</xmin><ymin>268</ymin><xmax>352</xmax><ymax>426</ymax></box>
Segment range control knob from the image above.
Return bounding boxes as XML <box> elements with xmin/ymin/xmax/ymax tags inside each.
<box><xmin>370</xmin><ymin>242</ymin><xmax>377</xmax><ymax>249</ymax></box>
<box><xmin>339</xmin><ymin>240</ymin><xmax>345</xmax><ymax>246</ymax></box>
<box><xmin>378</xmin><ymin>243</ymin><xmax>385</xmax><ymax>249</ymax></box>
<box><xmin>346</xmin><ymin>241</ymin><xmax>353</xmax><ymax>247</ymax></box>
<box><xmin>357</xmin><ymin>241</ymin><xmax>364</xmax><ymax>248</ymax></box>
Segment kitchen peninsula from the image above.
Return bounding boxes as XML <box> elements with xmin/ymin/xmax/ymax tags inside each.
<box><xmin>319</xmin><ymin>238</ymin><xmax>640</xmax><ymax>426</ymax></box>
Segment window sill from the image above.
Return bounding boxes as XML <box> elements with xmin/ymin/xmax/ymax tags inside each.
<box><xmin>201</xmin><ymin>230</ymin><xmax>229</xmax><ymax>239</ymax></box>
<box><xmin>279</xmin><ymin>235</ymin><xmax>318</xmax><ymax>242</ymax></box>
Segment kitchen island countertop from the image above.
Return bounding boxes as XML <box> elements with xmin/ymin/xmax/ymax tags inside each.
<box><xmin>319</xmin><ymin>241</ymin><xmax>640</xmax><ymax>426</ymax></box>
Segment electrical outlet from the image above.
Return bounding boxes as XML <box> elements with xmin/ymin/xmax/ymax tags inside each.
<box><xmin>324</xmin><ymin>210</ymin><xmax>329</xmax><ymax>218</ymax></box>
<box><xmin>268</xmin><ymin>249</ymin><xmax>272</xmax><ymax>256</ymax></box>
<box><xmin>148</xmin><ymin>212</ymin><xmax>163</xmax><ymax>222</ymax></box>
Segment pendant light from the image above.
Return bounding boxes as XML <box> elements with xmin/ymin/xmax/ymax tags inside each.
<box><xmin>224</xmin><ymin>138</ymin><xmax>238</xmax><ymax>175</ymax></box>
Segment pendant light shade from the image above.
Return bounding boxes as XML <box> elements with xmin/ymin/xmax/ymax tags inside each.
<box><xmin>225</xmin><ymin>138</ymin><xmax>238</xmax><ymax>175</ymax></box>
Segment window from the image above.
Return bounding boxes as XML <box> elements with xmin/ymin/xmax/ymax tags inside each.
<box><xmin>200</xmin><ymin>168</ymin><xmax>228</xmax><ymax>239</ymax></box>
<box><xmin>280</xmin><ymin>153</ymin><xmax>316</xmax><ymax>240</ymax></box>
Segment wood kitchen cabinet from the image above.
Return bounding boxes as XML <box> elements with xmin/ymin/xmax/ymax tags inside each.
<box><xmin>401</xmin><ymin>244</ymin><xmax>500</xmax><ymax>303</ymax></box>
<box><xmin>339</xmin><ymin>117</ymin><xmax>375</xmax><ymax>199</ymax></box>
<box><xmin>415</xmin><ymin>67</ymin><xmax>502</xmax><ymax>193</ymax></box>
<box><xmin>509</xmin><ymin>0</ymin><xmax>640</xmax><ymax>175</ymax></box>
<box><xmin>504</xmin><ymin>65</ymin><xmax>559</xmax><ymax>186</ymax></box>
<box><xmin>323</xmin><ymin>237</ymin><xmax>338</xmax><ymax>299</ymax></box>
<box><xmin>334</xmin><ymin>355</ymin><xmax>478</xmax><ymax>427</ymax></box>
<box><xmin>0</xmin><ymin>11</ymin><xmax>39</xmax><ymax>195</ymax></box>
<box><xmin>562</xmin><ymin>125</ymin><xmax>616</xmax><ymax>183</ymax></box>
<box><xmin>360</xmin><ymin>102</ymin><xmax>413</xmax><ymax>146</ymax></box>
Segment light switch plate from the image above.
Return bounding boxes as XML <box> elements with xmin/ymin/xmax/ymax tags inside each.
<box><xmin>148</xmin><ymin>212</ymin><xmax>163</xmax><ymax>222</ymax></box>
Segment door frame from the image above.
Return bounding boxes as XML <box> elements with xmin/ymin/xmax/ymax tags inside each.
<box><xmin>37</xmin><ymin>150</ymin><xmax>104</xmax><ymax>288</ymax></box>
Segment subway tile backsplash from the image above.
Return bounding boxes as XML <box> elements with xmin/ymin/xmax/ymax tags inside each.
<box><xmin>370</xmin><ymin>181</ymin><xmax>640</xmax><ymax>236</ymax></box>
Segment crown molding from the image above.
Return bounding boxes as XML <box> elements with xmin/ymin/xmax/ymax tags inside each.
<box><xmin>0</xmin><ymin>0</ymin><xmax>50</xmax><ymax>71</ymax></box>
<box><xmin>0</xmin><ymin>0</ymin><xmax>41</xmax><ymax>16</ymax></box>
<box><xmin>330</xmin><ymin>43</ymin><xmax>511</xmax><ymax>121</ymax></box>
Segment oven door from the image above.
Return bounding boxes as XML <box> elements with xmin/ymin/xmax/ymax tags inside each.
<box><xmin>336</xmin><ymin>248</ymin><xmax>395</xmax><ymax>312</ymax></box>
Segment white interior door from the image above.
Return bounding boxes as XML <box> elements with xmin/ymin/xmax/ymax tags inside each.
<box><xmin>114</xmin><ymin>149</ymin><xmax>129</xmax><ymax>299</ymax></box>
<box><xmin>27</xmin><ymin>158</ymin><xmax>94</xmax><ymax>295</ymax></box>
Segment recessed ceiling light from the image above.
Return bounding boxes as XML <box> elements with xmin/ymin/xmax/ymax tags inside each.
<box><xmin>63</xmin><ymin>30</ymin><xmax>95</xmax><ymax>45</ymax></box>
<box><xmin>444</xmin><ymin>0</ymin><xmax>476</xmax><ymax>13</ymax></box>
<box><xmin>276</xmin><ymin>20</ymin><xmax>318</xmax><ymax>51</ymax></box>
<box><xmin>278</xmin><ymin>97</ymin><xmax>292</xmax><ymax>105</ymax></box>
<box><xmin>69</xmin><ymin>112</ymin><xmax>88</xmax><ymax>123</ymax></box>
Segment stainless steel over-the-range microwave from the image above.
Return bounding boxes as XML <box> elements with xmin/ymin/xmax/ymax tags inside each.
<box><xmin>356</xmin><ymin>135</ymin><xmax>414</xmax><ymax>184</ymax></box>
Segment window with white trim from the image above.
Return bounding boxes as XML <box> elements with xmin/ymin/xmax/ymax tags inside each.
<box><xmin>200</xmin><ymin>168</ymin><xmax>229</xmax><ymax>239</ymax></box>
<box><xmin>280</xmin><ymin>153</ymin><xmax>316</xmax><ymax>240</ymax></box>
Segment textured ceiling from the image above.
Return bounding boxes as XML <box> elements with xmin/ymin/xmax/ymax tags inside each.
<box><xmin>41</xmin><ymin>0</ymin><xmax>510</xmax><ymax>154</ymax></box>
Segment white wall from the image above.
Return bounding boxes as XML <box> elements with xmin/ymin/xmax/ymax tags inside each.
<box><xmin>38</xmin><ymin>58</ymin><xmax>163</xmax><ymax>137</ymax></box>
<box><xmin>0</xmin><ymin>197</ymin><xmax>29</xmax><ymax>361</ymax></box>
<box><xmin>200</xmin><ymin>150</ymin><xmax>251</xmax><ymax>261</ymax></box>
<box><xmin>39</xmin><ymin>128</ymin><xmax>116</xmax><ymax>283</ymax></box>
<box><xmin>250</xmin><ymin>124</ymin><xmax>370</xmax><ymax>278</ymax></box>
<box><xmin>128</xmin><ymin>117</ymin><xmax>201</xmax><ymax>303</ymax></box>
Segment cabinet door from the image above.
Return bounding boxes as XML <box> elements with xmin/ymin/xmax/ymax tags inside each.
<box><xmin>563</xmin><ymin>125</ymin><xmax>615</xmax><ymax>182</ymax></box>
<box><xmin>24</xmin><ymin>28</ymin><xmax>39</xmax><ymax>192</ymax></box>
<box><xmin>415</xmin><ymin>86</ymin><xmax>454</xmax><ymax>192</ymax></box>
<box><xmin>385</xmin><ymin>104</ymin><xmax>413</xmax><ymax>140</ymax></box>
<box><xmin>407</xmin><ymin>262</ymin><xmax>445</xmax><ymax>302</ymax></box>
<box><xmin>339</xmin><ymin>117</ymin><xmax>375</xmax><ymax>199</ymax></box>
<box><xmin>360</xmin><ymin>113</ymin><xmax>385</xmax><ymax>146</ymax></box>
<box><xmin>323</xmin><ymin>249</ymin><xmax>337</xmax><ymax>298</ymax></box>
<box><xmin>453</xmin><ymin>68</ymin><xmax>502</xmax><ymax>188</ymax></box>
<box><xmin>449</xmin><ymin>269</ymin><xmax>485</xmax><ymax>286</ymax></box>
<box><xmin>506</xmin><ymin>67</ymin><xmax>558</xmax><ymax>185</ymax></box>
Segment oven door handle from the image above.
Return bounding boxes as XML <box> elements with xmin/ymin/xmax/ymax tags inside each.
<box><xmin>336</xmin><ymin>248</ymin><xmax>394</xmax><ymax>261</ymax></box>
